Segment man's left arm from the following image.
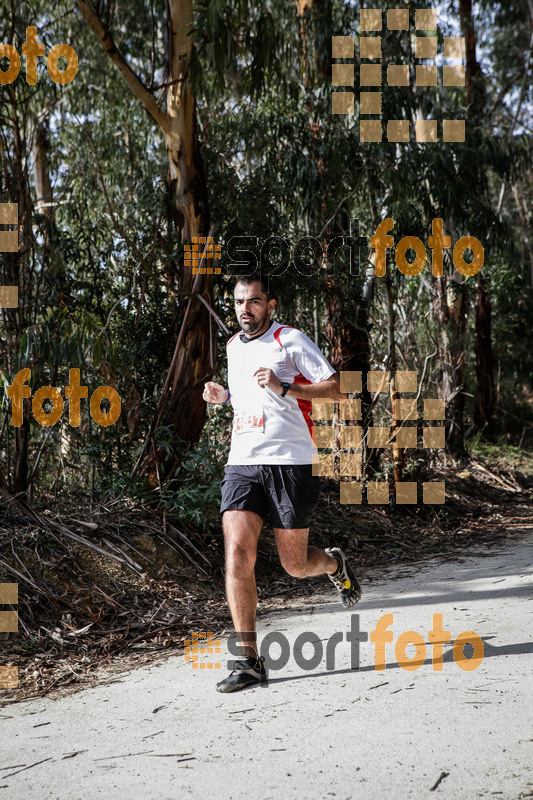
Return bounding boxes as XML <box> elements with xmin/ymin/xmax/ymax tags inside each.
<box><xmin>287</xmin><ymin>371</ymin><xmax>346</xmax><ymax>400</ymax></box>
<box><xmin>254</xmin><ymin>368</ymin><xmax>346</xmax><ymax>400</ymax></box>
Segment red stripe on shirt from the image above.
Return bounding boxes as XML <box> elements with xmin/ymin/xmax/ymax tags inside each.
<box><xmin>273</xmin><ymin>325</ymin><xmax>294</xmax><ymax>348</ymax></box>
<box><xmin>227</xmin><ymin>332</ymin><xmax>240</xmax><ymax>346</ymax></box>
<box><xmin>293</xmin><ymin>373</ymin><xmax>316</xmax><ymax>444</ymax></box>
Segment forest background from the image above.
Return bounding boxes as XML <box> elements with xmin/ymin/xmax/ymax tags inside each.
<box><xmin>1</xmin><ymin>0</ymin><xmax>532</xmax><ymax>696</ymax></box>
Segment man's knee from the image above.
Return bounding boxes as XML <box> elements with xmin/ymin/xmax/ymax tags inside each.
<box><xmin>281</xmin><ymin>560</ymin><xmax>309</xmax><ymax>579</ymax></box>
<box><xmin>225</xmin><ymin>541</ymin><xmax>257</xmax><ymax>576</ymax></box>
<box><xmin>222</xmin><ymin>510</ymin><xmax>262</xmax><ymax>575</ymax></box>
<box><xmin>226</xmin><ymin>544</ymin><xmax>256</xmax><ymax>576</ymax></box>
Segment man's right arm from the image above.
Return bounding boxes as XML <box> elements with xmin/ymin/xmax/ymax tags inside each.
<box><xmin>203</xmin><ymin>381</ymin><xmax>231</xmax><ymax>405</ymax></box>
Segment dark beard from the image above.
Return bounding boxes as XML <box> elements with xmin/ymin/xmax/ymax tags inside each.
<box><xmin>239</xmin><ymin>310</ymin><xmax>269</xmax><ymax>336</ymax></box>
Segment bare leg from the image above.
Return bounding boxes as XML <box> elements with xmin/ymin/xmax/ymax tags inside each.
<box><xmin>223</xmin><ymin>509</ymin><xmax>263</xmax><ymax>659</ymax></box>
<box><xmin>273</xmin><ymin>528</ymin><xmax>338</xmax><ymax>578</ymax></box>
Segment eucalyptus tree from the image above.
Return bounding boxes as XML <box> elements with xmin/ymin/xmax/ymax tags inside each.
<box><xmin>75</xmin><ymin>0</ymin><xmax>303</xmax><ymax>480</ymax></box>
<box><xmin>0</xmin><ymin>0</ymin><xmax>89</xmax><ymax>494</ymax></box>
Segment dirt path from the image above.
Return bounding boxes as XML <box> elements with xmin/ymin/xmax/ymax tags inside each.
<box><xmin>1</xmin><ymin>532</ymin><xmax>532</xmax><ymax>800</ymax></box>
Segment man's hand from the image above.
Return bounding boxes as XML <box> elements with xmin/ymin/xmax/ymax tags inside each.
<box><xmin>253</xmin><ymin>367</ymin><xmax>283</xmax><ymax>393</ymax></box>
<box><xmin>203</xmin><ymin>381</ymin><xmax>229</xmax><ymax>404</ymax></box>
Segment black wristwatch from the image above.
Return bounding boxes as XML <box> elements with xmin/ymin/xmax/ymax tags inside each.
<box><xmin>281</xmin><ymin>382</ymin><xmax>291</xmax><ymax>397</ymax></box>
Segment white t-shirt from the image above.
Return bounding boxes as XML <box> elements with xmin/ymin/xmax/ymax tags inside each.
<box><xmin>226</xmin><ymin>321</ymin><xmax>335</xmax><ymax>465</ymax></box>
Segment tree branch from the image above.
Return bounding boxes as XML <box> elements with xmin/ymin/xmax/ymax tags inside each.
<box><xmin>77</xmin><ymin>0</ymin><xmax>169</xmax><ymax>134</ymax></box>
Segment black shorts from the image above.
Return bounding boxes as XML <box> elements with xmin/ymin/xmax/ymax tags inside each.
<box><xmin>220</xmin><ymin>464</ymin><xmax>321</xmax><ymax>530</ymax></box>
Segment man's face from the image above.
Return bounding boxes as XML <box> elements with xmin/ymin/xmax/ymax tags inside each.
<box><xmin>234</xmin><ymin>281</ymin><xmax>276</xmax><ymax>337</ymax></box>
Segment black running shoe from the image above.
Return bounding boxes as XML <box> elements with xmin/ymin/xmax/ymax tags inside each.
<box><xmin>216</xmin><ymin>656</ymin><xmax>267</xmax><ymax>693</ymax></box>
<box><xmin>325</xmin><ymin>547</ymin><xmax>362</xmax><ymax>608</ymax></box>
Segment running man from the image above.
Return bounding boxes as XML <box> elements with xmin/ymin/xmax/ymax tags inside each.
<box><xmin>203</xmin><ymin>274</ymin><xmax>361</xmax><ymax>692</ymax></box>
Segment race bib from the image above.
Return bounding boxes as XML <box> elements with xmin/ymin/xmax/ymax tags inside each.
<box><xmin>234</xmin><ymin>409</ymin><xmax>264</xmax><ymax>435</ymax></box>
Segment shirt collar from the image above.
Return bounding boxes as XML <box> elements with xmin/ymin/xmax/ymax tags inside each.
<box><xmin>239</xmin><ymin>320</ymin><xmax>275</xmax><ymax>343</ymax></box>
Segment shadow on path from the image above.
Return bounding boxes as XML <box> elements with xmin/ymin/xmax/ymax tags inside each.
<box><xmin>257</xmin><ymin>637</ymin><xmax>533</xmax><ymax>688</ymax></box>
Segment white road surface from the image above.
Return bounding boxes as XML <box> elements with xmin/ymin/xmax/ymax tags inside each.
<box><xmin>1</xmin><ymin>536</ymin><xmax>532</xmax><ymax>800</ymax></box>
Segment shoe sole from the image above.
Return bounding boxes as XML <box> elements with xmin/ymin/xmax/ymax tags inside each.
<box><xmin>327</xmin><ymin>547</ymin><xmax>362</xmax><ymax>607</ymax></box>
<box><xmin>216</xmin><ymin>677</ymin><xmax>266</xmax><ymax>693</ymax></box>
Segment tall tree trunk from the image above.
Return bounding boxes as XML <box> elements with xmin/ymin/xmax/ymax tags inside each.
<box><xmin>424</xmin><ymin>199</ymin><xmax>468</xmax><ymax>457</ymax></box>
<box><xmin>33</xmin><ymin>122</ymin><xmax>54</xmax><ymax>223</ymax></box>
<box><xmin>459</xmin><ymin>0</ymin><xmax>495</xmax><ymax>437</ymax></box>
<box><xmin>512</xmin><ymin>183</ymin><xmax>533</xmax><ymax>288</ymax></box>
<box><xmin>459</xmin><ymin>0</ymin><xmax>484</xmax><ymax>112</ymax></box>
<box><xmin>434</xmin><ymin>274</ymin><xmax>467</xmax><ymax>457</ymax></box>
<box><xmin>473</xmin><ymin>276</ymin><xmax>495</xmax><ymax>434</ymax></box>
<box><xmin>296</xmin><ymin>0</ymin><xmax>374</xmax><ymax>473</ymax></box>
<box><xmin>8</xmin><ymin>81</ymin><xmax>31</xmax><ymax>495</ymax></box>
<box><xmin>424</xmin><ymin>191</ymin><xmax>468</xmax><ymax>457</ymax></box>
<box><xmin>385</xmin><ymin>271</ymin><xmax>402</xmax><ymax>484</ymax></box>
<box><xmin>165</xmin><ymin>0</ymin><xmax>210</xmax><ymax>240</ymax></box>
<box><xmin>474</xmin><ymin>275</ymin><xmax>495</xmax><ymax>430</ymax></box>
<box><xmin>78</xmin><ymin>0</ymin><xmax>214</xmax><ymax>482</ymax></box>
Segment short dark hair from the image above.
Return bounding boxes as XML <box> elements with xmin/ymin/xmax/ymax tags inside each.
<box><xmin>234</xmin><ymin>273</ymin><xmax>276</xmax><ymax>301</ymax></box>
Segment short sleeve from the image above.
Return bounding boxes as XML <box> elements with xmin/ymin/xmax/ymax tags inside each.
<box><xmin>284</xmin><ymin>329</ymin><xmax>336</xmax><ymax>383</ymax></box>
